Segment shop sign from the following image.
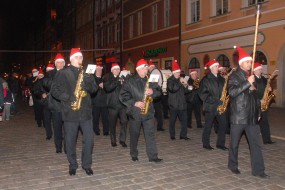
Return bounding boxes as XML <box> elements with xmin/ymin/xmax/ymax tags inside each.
<box><xmin>142</xmin><ymin>47</ymin><xmax>167</xmax><ymax>58</ymax></box>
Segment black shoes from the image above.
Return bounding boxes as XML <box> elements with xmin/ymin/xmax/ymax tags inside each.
<box><xmin>187</xmin><ymin>125</ymin><xmax>192</xmax><ymax>128</ymax></box>
<box><xmin>254</xmin><ymin>173</ymin><xmax>270</xmax><ymax>179</ymax></box>
<box><xmin>229</xmin><ymin>168</ymin><xmax>241</xmax><ymax>175</ymax></box>
<box><xmin>170</xmin><ymin>136</ymin><xmax>176</xmax><ymax>140</ymax></box>
<box><xmin>132</xmin><ymin>157</ymin><xmax>139</xmax><ymax>162</ymax></box>
<box><xmin>103</xmin><ymin>132</ymin><xmax>109</xmax><ymax>136</ymax></box>
<box><xmin>95</xmin><ymin>132</ymin><xmax>100</xmax><ymax>136</ymax></box>
<box><xmin>119</xmin><ymin>141</ymin><xmax>127</xmax><ymax>148</ymax></box>
<box><xmin>69</xmin><ymin>169</ymin><xmax>76</xmax><ymax>176</ymax></box>
<box><xmin>82</xmin><ymin>168</ymin><xmax>93</xmax><ymax>176</ymax></box>
<box><xmin>180</xmin><ymin>136</ymin><xmax>190</xmax><ymax>140</ymax></box>
<box><xmin>157</xmin><ymin>128</ymin><xmax>165</xmax><ymax>131</ymax></box>
<box><xmin>264</xmin><ymin>141</ymin><xmax>275</xmax><ymax>144</ymax></box>
<box><xmin>149</xmin><ymin>158</ymin><xmax>163</xmax><ymax>163</ymax></box>
<box><xmin>216</xmin><ymin>145</ymin><xmax>229</xmax><ymax>151</ymax></box>
<box><xmin>203</xmin><ymin>145</ymin><xmax>214</xmax><ymax>150</ymax></box>
<box><xmin>197</xmin><ymin>125</ymin><xmax>204</xmax><ymax>128</ymax></box>
<box><xmin>46</xmin><ymin>136</ymin><xmax>52</xmax><ymax>140</ymax></box>
<box><xmin>111</xmin><ymin>142</ymin><xmax>117</xmax><ymax>147</ymax></box>
<box><xmin>56</xmin><ymin>150</ymin><xmax>62</xmax><ymax>153</ymax></box>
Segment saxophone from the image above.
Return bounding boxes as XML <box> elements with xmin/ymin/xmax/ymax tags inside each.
<box><xmin>261</xmin><ymin>70</ymin><xmax>278</xmax><ymax>112</ymax></box>
<box><xmin>217</xmin><ymin>68</ymin><xmax>235</xmax><ymax>115</ymax></box>
<box><xmin>71</xmin><ymin>67</ymin><xmax>87</xmax><ymax>111</ymax></box>
<box><xmin>141</xmin><ymin>76</ymin><xmax>153</xmax><ymax>115</ymax></box>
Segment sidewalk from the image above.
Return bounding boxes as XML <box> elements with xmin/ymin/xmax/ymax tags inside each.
<box><xmin>0</xmin><ymin>102</ymin><xmax>284</xmax><ymax>190</ymax></box>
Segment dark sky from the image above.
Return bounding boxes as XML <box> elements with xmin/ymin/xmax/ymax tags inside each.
<box><xmin>0</xmin><ymin>0</ymin><xmax>47</xmax><ymax>72</ymax></box>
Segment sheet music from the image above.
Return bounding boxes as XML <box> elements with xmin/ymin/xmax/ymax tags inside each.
<box><xmin>86</xmin><ymin>64</ymin><xmax>96</xmax><ymax>74</ymax></box>
<box><xmin>149</xmin><ymin>74</ymin><xmax>159</xmax><ymax>83</ymax></box>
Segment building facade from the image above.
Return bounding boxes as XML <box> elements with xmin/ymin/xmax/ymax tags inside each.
<box><xmin>122</xmin><ymin>0</ymin><xmax>180</xmax><ymax>73</ymax></box>
<box><xmin>181</xmin><ymin>0</ymin><xmax>285</xmax><ymax>107</ymax></box>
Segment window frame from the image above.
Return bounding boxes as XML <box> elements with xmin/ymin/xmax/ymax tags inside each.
<box><xmin>152</xmin><ymin>4</ymin><xmax>158</xmax><ymax>31</ymax></box>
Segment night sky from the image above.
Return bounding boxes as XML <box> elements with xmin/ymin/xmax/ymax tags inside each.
<box><xmin>0</xmin><ymin>0</ymin><xmax>47</xmax><ymax>73</ymax></box>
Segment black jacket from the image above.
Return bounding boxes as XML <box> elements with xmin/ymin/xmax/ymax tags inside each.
<box><xmin>92</xmin><ymin>75</ymin><xmax>107</xmax><ymax>107</ymax></box>
<box><xmin>167</xmin><ymin>75</ymin><xmax>189</xmax><ymax>110</ymax></box>
<box><xmin>119</xmin><ymin>74</ymin><xmax>161</xmax><ymax>121</ymax></box>
<box><xmin>228</xmin><ymin>67</ymin><xmax>261</xmax><ymax>125</ymax></box>
<box><xmin>32</xmin><ymin>77</ymin><xmax>47</xmax><ymax>106</ymax></box>
<box><xmin>103</xmin><ymin>73</ymin><xmax>125</xmax><ymax>110</ymax></box>
<box><xmin>0</xmin><ymin>78</ymin><xmax>4</xmax><ymax>107</ymax></box>
<box><xmin>50</xmin><ymin>65</ymin><xmax>98</xmax><ymax>121</ymax></box>
<box><xmin>254</xmin><ymin>75</ymin><xmax>267</xmax><ymax>100</ymax></box>
<box><xmin>186</xmin><ymin>78</ymin><xmax>201</xmax><ymax>104</ymax></box>
<box><xmin>198</xmin><ymin>73</ymin><xmax>224</xmax><ymax>113</ymax></box>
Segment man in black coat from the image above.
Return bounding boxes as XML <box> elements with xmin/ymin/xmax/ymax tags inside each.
<box><xmin>51</xmin><ymin>48</ymin><xmax>97</xmax><ymax>176</ymax></box>
<box><xmin>228</xmin><ymin>46</ymin><xmax>268</xmax><ymax>178</ymax></box>
<box><xmin>167</xmin><ymin>60</ymin><xmax>190</xmax><ymax>140</ymax></box>
<box><xmin>198</xmin><ymin>60</ymin><xmax>228</xmax><ymax>150</ymax></box>
<box><xmin>104</xmin><ymin>63</ymin><xmax>128</xmax><ymax>148</ymax></box>
<box><xmin>253</xmin><ymin>62</ymin><xmax>275</xmax><ymax>144</ymax></box>
<box><xmin>186</xmin><ymin>69</ymin><xmax>203</xmax><ymax>129</ymax></box>
<box><xmin>119</xmin><ymin>59</ymin><xmax>162</xmax><ymax>163</ymax></box>
<box><xmin>92</xmin><ymin>64</ymin><xmax>109</xmax><ymax>136</ymax></box>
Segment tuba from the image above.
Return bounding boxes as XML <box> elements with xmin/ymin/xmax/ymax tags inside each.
<box><xmin>217</xmin><ymin>68</ymin><xmax>235</xmax><ymax>115</ymax></box>
<box><xmin>71</xmin><ymin>66</ymin><xmax>87</xmax><ymax>111</ymax></box>
<box><xmin>141</xmin><ymin>76</ymin><xmax>153</xmax><ymax>115</ymax></box>
<box><xmin>261</xmin><ymin>70</ymin><xmax>278</xmax><ymax>112</ymax></box>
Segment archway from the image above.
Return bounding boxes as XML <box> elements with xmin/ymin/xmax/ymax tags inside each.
<box><xmin>276</xmin><ymin>44</ymin><xmax>285</xmax><ymax>108</ymax></box>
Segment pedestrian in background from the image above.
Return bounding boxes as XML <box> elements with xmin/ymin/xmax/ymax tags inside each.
<box><xmin>2</xmin><ymin>81</ymin><xmax>14</xmax><ymax>121</ymax></box>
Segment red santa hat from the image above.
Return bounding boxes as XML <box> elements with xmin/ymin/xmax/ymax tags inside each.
<box><xmin>32</xmin><ymin>68</ymin><xmax>38</xmax><ymax>72</ymax></box>
<box><xmin>122</xmin><ymin>66</ymin><xmax>127</xmax><ymax>71</ymax></box>
<box><xmin>136</xmin><ymin>59</ymin><xmax>148</xmax><ymax>70</ymax></box>
<box><xmin>205</xmin><ymin>59</ymin><xmax>219</xmax><ymax>69</ymax></box>
<box><xmin>172</xmin><ymin>60</ymin><xmax>181</xmax><ymax>74</ymax></box>
<box><xmin>148</xmin><ymin>59</ymin><xmax>155</xmax><ymax>67</ymax></box>
<box><xmin>189</xmin><ymin>69</ymin><xmax>197</xmax><ymax>75</ymax></box>
<box><xmin>254</xmin><ymin>62</ymin><xmax>262</xmax><ymax>71</ymax></box>
<box><xmin>54</xmin><ymin>53</ymin><xmax>65</xmax><ymax>65</ymax></box>
<box><xmin>38</xmin><ymin>69</ymin><xmax>44</xmax><ymax>77</ymax></box>
<box><xmin>218</xmin><ymin>64</ymin><xmax>224</xmax><ymax>71</ymax></box>
<box><xmin>111</xmin><ymin>63</ymin><xmax>120</xmax><ymax>71</ymax></box>
<box><xmin>46</xmin><ymin>63</ymin><xmax>55</xmax><ymax>71</ymax></box>
<box><xmin>234</xmin><ymin>46</ymin><xmax>252</xmax><ymax>64</ymax></box>
<box><xmin>70</xmin><ymin>48</ymin><xmax>82</xmax><ymax>61</ymax></box>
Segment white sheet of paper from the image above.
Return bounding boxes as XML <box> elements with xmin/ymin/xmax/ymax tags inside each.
<box><xmin>184</xmin><ymin>76</ymin><xmax>189</xmax><ymax>83</ymax></box>
<box><xmin>33</xmin><ymin>71</ymin><xmax>39</xmax><ymax>77</ymax></box>
<box><xmin>86</xmin><ymin>64</ymin><xmax>96</xmax><ymax>74</ymax></box>
<box><xmin>149</xmin><ymin>74</ymin><xmax>159</xmax><ymax>83</ymax></box>
<box><xmin>119</xmin><ymin>70</ymin><xmax>130</xmax><ymax>77</ymax></box>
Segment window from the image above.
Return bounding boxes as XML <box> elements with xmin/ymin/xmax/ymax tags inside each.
<box><xmin>249</xmin><ymin>0</ymin><xmax>265</xmax><ymax>6</ymax></box>
<box><xmin>101</xmin><ymin>0</ymin><xmax>106</xmax><ymax>12</ymax></box>
<box><xmin>189</xmin><ymin>57</ymin><xmax>200</xmax><ymax>69</ymax></box>
<box><xmin>95</xmin><ymin>0</ymin><xmax>99</xmax><ymax>14</ymax></box>
<box><xmin>138</xmin><ymin>11</ymin><xmax>142</xmax><ymax>35</ymax></box>
<box><xmin>129</xmin><ymin>15</ymin><xmax>134</xmax><ymax>38</ymax></box>
<box><xmin>217</xmin><ymin>54</ymin><xmax>230</xmax><ymax>67</ymax></box>
<box><xmin>216</xmin><ymin>0</ymin><xmax>228</xmax><ymax>16</ymax></box>
<box><xmin>253</xmin><ymin>51</ymin><xmax>267</xmax><ymax>65</ymax></box>
<box><xmin>152</xmin><ymin>4</ymin><xmax>158</xmax><ymax>31</ymax></box>
<box><xmin>164</xmin><ymin>0</ymin><xmax>170</xmax><ymax>27</ymax></box>
<box><xmin>187</xmin><ymin>0</ymin><xmax>200</xmax><ymax>23</ymax></box>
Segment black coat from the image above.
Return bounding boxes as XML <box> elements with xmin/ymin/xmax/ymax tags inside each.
<box><xmin>119</xmin><ymin>74</ymin><xmax>161</xmax><ymax>121</ymax></box>
<box><xmin>228</xmin><ymin>67</ymin><xmax>261</xmax><ymax>125</ymax></box>
<box><xmin>0</xmin><ymin>78</ymin><xmax>4</xmax><ymax>107</ymax></box>
<box><xmin>50</xmin><ymin>65</ymin><xmax>98</xmax><ymax>122</ymax></box>
<box><xmin>254</xmin><ymin>75</ymin><xmax>267</xmax><ymax>100</ymax></box>
<box><xmin>198</xmin><ymin>72</ymin><xmax>224</xmax><ymax>113</ymax></box>
<box><xmin>91</xmin><ymin>75</ymin><xmax>107</xmax><ymax>107</ymax></box>
<box><xmin>32</xmin><ymin>77</ymin><xmax>47</xmax><ymax>106</ymax></box>
<box><xmin>167</xmin><ymin>75</ymin><xmax>189</xmax><ymax>110</ymax></box>
<box><xmin>186</xmin><ymin>78</ymin><xmax>201</xmax><ymax>104</ymax></box>
<box><xmin>103</xmin><ymin>73</ymin><xmax>125</xmax><ymax>110</ymax></box>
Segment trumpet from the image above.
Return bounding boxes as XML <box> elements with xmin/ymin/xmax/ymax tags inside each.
<box><xmin>193</xmin><ymin>78</ymin><xmax>200</xmax><ymax>89</ymax></box>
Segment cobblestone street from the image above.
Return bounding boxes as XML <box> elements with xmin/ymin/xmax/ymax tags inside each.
<box><xmin>0</xmin><ymin>102</ymin><xmax>284</xmax><ymax>190</ymax></box>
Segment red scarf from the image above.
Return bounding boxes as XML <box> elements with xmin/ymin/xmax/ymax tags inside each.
<box><xmin>3</xmin><ymin>88</ymin><xmax>7</xmax><ymax>97</ymax></box>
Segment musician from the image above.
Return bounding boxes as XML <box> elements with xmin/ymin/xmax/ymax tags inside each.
<box><xmin>228</xmin><ymin>46</ymin><xmax>268</xmax><ymax>178</ymax></box>
<box><xmin>186</xmin><ymin>69</ymin><xmax>203</xmax><ymax>129</ymax></box>
<box><xmin>119</xmin><ymin>59</ymin><xmax>162</xmax><ymax>162</ymax></box>
<box><xmin>92</xmin><ymin>64</ymin><xmax>109</xmax><ymax>136</ymax></box>
<box><xmin>148</xmin><ymin>60</ymin><xmax>164</xmax><ymax>131</ymax></box>
<box><xmin>198</xmin><ymin>59</ymin><xmax>228</xmax><ymax>150</ymax></box>
<box><xmin>43</xmin><ymin>53</ymin><xmax>65</xmax><ymax>153</ymax></box>
<box><xmin>253</xmin><ymin>62</ymin><xmax>275</xmax><ymax>144</ymax></box>
<box><xmin>104</xmin><ymin>63</ymin><xmax>128</xmax><ymax>148</ymax></box>
<box><xmin>51</xmin><ymin>48</ymin><xmax>97</xmax><ymax>176</ymax></box>
<box><xmin>167</xmin><ymin>60</ymin><xmax>189</xmax><ymax>140</ymax></box>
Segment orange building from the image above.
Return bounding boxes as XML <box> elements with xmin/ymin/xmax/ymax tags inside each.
<box><xmin>181</xmin><ymin>0</ymin><xmax>285</xmax><ymax>107</ymax></box>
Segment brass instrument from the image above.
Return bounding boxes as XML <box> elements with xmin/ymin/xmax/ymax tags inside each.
<box><xmin>71</xmin><ymin>67</ymin><xmax>87</xmax><ymax>111</ymax></box>
<box><xmin>261</xmin><ymin>70</ymin><xmax>278</xmax><ymax>112</ymax></box>
<box><xmin>141</xmin><ymin>76</ymin><xmax>153</xmax><ymax>115</ymax></box>
<box><xmin>193</xmin><ymin>79</ymin><xmax>200</xmax><ymax>89</ymax></box>
<box><xmin>217</xmin><ymin>68</ymin><xmax>235</xmax><ymax>115</ymax></box>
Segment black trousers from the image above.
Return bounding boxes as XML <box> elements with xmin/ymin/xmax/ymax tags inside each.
<box><xmin>228</xmin><ymin>124</ymin><xmax>265</xmax><ymax>176</ymax></box>
<box><xmin>187</xmin><ymin>102</ymin><xmax>202</xmax><ymax>128</ymax></box>
<box><xmin>43</xmin><ymin>107</ymin><xmax>52</xmax><ymax>138</ymax></box>
<box><xmin>259</xmin><ymin>111</ymin><xmax>272</xmax><ymax>143</ymax></box>
<box><xmin>129</xmin><ymin>118</ymin><xmax>158</xmax><ymax>160</ymax></box>
<box><xmin>169</xmin><ymin>109</ymin><xmax>188</xmax><ymax>138</ymax></box>
<box><xmin>203</xmin><ymin>111</ymin><xmax>227</xmax><ymax>147</ymax></box>
<box><xmin>64</xmin><ymin>119</ymin><xmax>94</xmax><ymax>170</ymax></box>
<box><xmin>92</xmin><ymin>106</ymin><xmax>109</xmax><ymax>134</ymax></box>
<box><xmin>52</xmin><ymin>111</ymin><xmax>64</xmax><ymax>151</ymax></box>
<box><xmin>153</xmin><ymin>99</ymin><xmax>163</xmax><ymax>130</ymax></box>
<box><xmin>161</xmin><ymin>94</ymin><xmax>169</xmax><ymax>118</ymax></box>
<box><xmin>33</xmin><ymin>99</ymin><xmax>43</xmax><ymax>127</ymax></box>
<box><xmin>108</xmin><ymin>108</ymin><xmax>128</xmax><ymax>144</ymax></box>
